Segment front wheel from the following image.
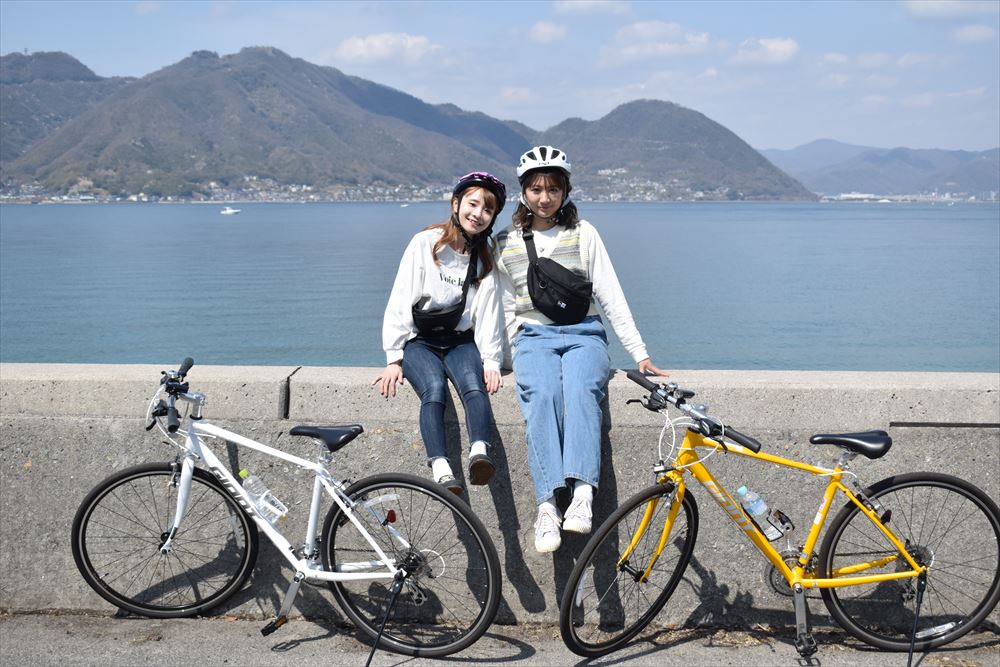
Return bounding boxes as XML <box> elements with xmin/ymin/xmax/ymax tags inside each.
<box><xmin>560</xmin><ymin>483</ymin><xmax>698</xmax><ymax>658</ymax></box>
<box><xmin>819</xmin><ymin>472</ymin><xmax>1000</xmax><ymax>651</ymax></box>
<box><xmin>321</xmin><ymin>473</ymin><xmax>501</xmax><ymax>658</ymax></box>
<box><xmin>71</xmin><ymin>462</ymin><xmax>259</xmax><ymax>617</ymax></box>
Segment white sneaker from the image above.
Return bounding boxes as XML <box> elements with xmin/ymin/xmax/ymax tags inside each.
<box><xmin>563</xmin><ymin>496</ymin><xmax>593</xmax><ymax>534</ymax></box>
<box><xmin>534</xmin><ymin>506</ymin><xmax>562</xmax><ymax>553</ymax></box>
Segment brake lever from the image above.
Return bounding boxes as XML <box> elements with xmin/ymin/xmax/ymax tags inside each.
<box><xmin>146</xmin><ymin>399</ymin><xmax>169</xmax><ymax>431</ymax></box>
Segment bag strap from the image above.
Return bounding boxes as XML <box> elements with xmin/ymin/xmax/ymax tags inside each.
<box><xmin>460</xmin><ymin>251</ymin><xmax>477</xmax><ymax>299</ymax></box>
<box><xmin>414</xmin><ymin>251</ymin><xmax>477</xmax><ymax>312</ymax></box>
<box><xmin>522</xmin><ymin>229</ymin><xmax>540</xmax><ymax>263</ymax></box>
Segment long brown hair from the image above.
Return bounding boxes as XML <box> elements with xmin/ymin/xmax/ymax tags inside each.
<box><xmin>512</xmin><ymin>169</ymin><xmax>579</xmax><ymax>231</ymax></box>
<box><xmin>423</xmin><ymin>186</ymin><xmax>497</xmax><ymax>285</ymax></box>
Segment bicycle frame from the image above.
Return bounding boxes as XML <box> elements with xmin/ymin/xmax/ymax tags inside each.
<box><xmin>631</xmin><ymin>428</ymin><xmax>924</xmax><ymax>591</ymax></box>
<box><xmin>160</xmin><ymin>416</ymin><xmax>400</xmax><ymax>584</ymax></box>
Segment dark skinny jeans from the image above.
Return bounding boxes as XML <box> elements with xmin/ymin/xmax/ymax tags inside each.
<box><xmin>402</xmin><ymin>330</ymin><xmax>494</xmax><ymax>462</ymax></box>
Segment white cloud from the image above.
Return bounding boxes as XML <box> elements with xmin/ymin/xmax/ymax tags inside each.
<box><xmin>862</xmin><ymin>95</ymin><xmax>889</xmax><ymax>109</ymax></box>
<box><xmin>819</xmin><ymin>73</ymin><xmax>851</xmax><ymax>89</ymax></box>
<box><xmin>822</xmin><ymin>52</ymin><xmax>849</xmax><ymax>65</ymax></box>
<box><xmin>731</xmin><ymin>37</ymin><xmax>799</xmax><ymax>65</ymax></box>
<box><xmin>501</xmin><ymin>87</ymin><xmax>532</xmax><ymax>103</ymax></box>
<box><xmin>529</xmin><ymin>21</ymin><xmax>568</xmax><ymax>44</ymax></box>
<box><xmin>897</xmin><ymin>52</ymin><xmax>935</xmax><ymax>67</ymax></box>
<box><xmin>855</xmin><ymin>52</ymin><xmax>892</xmax><ymax>69</ymax></box>
<box><xmin>947</xmin><ymin>86</ymin><xmax>987</xmax><ymax>97</ymax></box>
<box><xmin>903</xmin><ymin>1</ymin><xmax>1000</xmax><ymax>18</ymax></box>
<box><xmin>334</xmin><ymin>33</ymin><xmax>441</xmax><ymax>64</ymax></box>
<box><xmin>600</xmin><ymin>21</ymin><xmax>713</xmax><ymax>64</ymax></box>
<box><xmin>864</xmin><ymin>74</ymin><xmax>899</xmax><ymax>88</ymax></box>
<box><xmin>698</xmin><ymin>68</ymin><xmax>719</xmax><ymax>79</ymax></box>
<box><xmin>135</xmin><ymin>1</ymin><xmax>160</xmax><ymax>15</ymax></box>
<box><xmin>553</xmin><ymin>0</ymin><xmax>629</xmax><ymax>15</ymax></box>
<box><xmin>950</xmin><ymin>24</ymin><xmax>996</xmax><ymax>43</ymax></box>
<box><xmin>902</xmin><ymin>93</ymin><xmax>936</xmax><ymax>108</ymax></box>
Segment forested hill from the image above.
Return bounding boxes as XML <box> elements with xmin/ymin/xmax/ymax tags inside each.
<box><xmin>541</xmin><ymin>100</ymin><xmax>814</xmax><ymax>200</ymax></box>
<box><xmin>2</xmin><ymin>49</ymin><xmax>812</xmax><ymax>200</ymax></box>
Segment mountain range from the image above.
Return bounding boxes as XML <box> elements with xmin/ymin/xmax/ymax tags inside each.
<box><xmin>1</xmin><ymin>49</ymin><xmax>995</xmax><ymax>200</ymax></box>
<box><xmin>761</xmin><ymin>139</ymin><xmax>998</xmax><ymax>197</ymax></box>
<box><xmin>0</xmin><ymin>48</ymin><xmax>813</xmax><ymax>200</ymax></box>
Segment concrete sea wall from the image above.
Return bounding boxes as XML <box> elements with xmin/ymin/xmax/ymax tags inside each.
<box><xmin>1</xmin><ymin>363</ymin><xmax>998</xmax><ymax>630</ymax></box>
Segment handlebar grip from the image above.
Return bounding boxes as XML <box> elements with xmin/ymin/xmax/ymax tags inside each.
<box><xmin>178</xmin><ymin>357</ymin><xmax>194</xmax><ymax>378</ymax></box>
<box><xmin>626</xmin><ymin>369</ymin><xmax>659</xmax><ymax>392</ymax></box>
<box><xmin>725</xmin><ymin>427</ymin><xmax>762</xmax><ymax>453</ymax></box>
<box><xmin>167</xmin><ymin>406</ymin><xmax>180</xmax><ymax>433</ymax></box>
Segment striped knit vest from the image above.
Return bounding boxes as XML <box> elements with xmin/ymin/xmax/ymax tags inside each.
<box><xmin>498</xmin><ymin>224</ymin><xmax>590</xmax><ymax>317</ymax></box>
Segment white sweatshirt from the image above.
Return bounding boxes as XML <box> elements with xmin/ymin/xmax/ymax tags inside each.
<box><xmin>495</xmin><ymin>220</ymin><xmax>649</xmax><ymax>364</ymax></box>
<box><xmin>382</xmin><ymin>228</ymin><xmax>504</xmax><ymax>372</ymax></box>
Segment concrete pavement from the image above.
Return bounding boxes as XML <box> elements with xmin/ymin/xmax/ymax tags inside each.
<box><xmin>1</xmin><ymin>612</ymin><xmax>997</xmax><ymax>667</ymax></box>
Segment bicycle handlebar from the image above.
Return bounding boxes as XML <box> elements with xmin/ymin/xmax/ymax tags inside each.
<box><xmin>624</xmin><ymin>370</ymin><xmax>762</xmax><ymax>453</ymax></box>
<box><xmin>159</xmin><ymin>358</ymin><xmax>195</xmax><ymax>433</ymax></box>
<box><xmin>166</xmin><ymin>403</ymin><xmax>180</xmax><ymax>433</ymax></box>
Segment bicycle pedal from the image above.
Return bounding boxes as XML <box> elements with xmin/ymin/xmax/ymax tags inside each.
<box><xmin>794</xmin><ymin>632</ymin><xmax>817</xmax><ymax>657</ymax></box>
<box><xmin>260</xmin><ymin>616</ymin><xmax>287</xmax><ymax>636</ymax></box>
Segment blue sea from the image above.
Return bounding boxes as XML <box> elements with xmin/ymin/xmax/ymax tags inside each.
<box><xmin>1</xmin><ymin>201</ymin><xmax>998</xmax><ymax>372</ymax></box>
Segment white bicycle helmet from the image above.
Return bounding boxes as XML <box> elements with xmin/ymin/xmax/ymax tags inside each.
<box><xmin>516</xmin><ymin>145</ymin><xmax>571</xmax><ymax>182</ymax></box>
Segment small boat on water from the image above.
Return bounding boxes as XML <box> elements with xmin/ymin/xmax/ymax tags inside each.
<box><xmin>220</xmin><ymin>206</ymin><xmax>241</xmax><ymax>215</ymax></box>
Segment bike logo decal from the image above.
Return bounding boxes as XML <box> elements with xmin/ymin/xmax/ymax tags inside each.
<box><xmin>701</xmin><ymin>480</ymin><xmax>754</xmax><ymax>533</ymax></box>
<box><xmin>207</xmin><ymin>464</ymin><xmax>260</xmax><ymax>518</ymax></box>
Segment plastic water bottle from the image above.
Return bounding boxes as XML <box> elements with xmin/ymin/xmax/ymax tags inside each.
<box><xmin>239</xmin><ymin>469</ymin><xmax>288</xmax><ymax>526</ymax></box>
<box><xmin>736</xmin><ymin>485</ymin><xmax>784</xmax><ymax>541</ymax></box>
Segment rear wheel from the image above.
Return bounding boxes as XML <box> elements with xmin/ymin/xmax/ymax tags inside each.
<box><xmin>71</xmin><ymin>463</ymin><xmax>258</xmax><ymax>617</ymax></box>
<box><xmin>321</xmin><ymin>473</ymin><xmax>501</xmax><ymax>658</ymax></box>
<box><xmin>560</xmin><ymin>483</ymin><xmax>698</xmax><ymax>657</ymax></box>
<box><xmin>819</xmin><ymin>472</ymin><xmax>1000</xmax><ymax>651</ymax></box>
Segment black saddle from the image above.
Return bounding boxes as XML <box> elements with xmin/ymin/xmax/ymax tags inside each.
<box><xmin>809</xmin><ymin>430</ymin><xmax>892</xmax><ymax>459</ymax></box>
<box><xmin>289</xmin><ymin>424</ymin><xmax>364</xmax><ymax>453</ymax></box>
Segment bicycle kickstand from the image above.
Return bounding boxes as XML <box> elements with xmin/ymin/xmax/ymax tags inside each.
<box><xmin>365</xmin><ymin>571</ymin><xmax>407</xmax><ymax>667</ymax></box>
<box><xmin>261</xmin><ymin>572</ymin><xmax>305</xmax><ymax>636</ymax></box>
<box><xmin>792</xmin><ymin>584</ymin><xmax>818</xmax><ymax>659</ymax></box>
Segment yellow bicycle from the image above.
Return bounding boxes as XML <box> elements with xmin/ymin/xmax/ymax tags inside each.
<box><xmin>560</xmin><ymin>371</ymin><xmax>1000</xmax><ymax>659</ymax></box>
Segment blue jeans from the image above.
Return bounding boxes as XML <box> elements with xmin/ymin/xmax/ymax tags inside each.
<box><xmin>403</xmin><ymin>331</ymin><xmax>494</xmax><ymax>462</ymax></box>
<box><xmin>513</xmin><ymin>316</ymin><xmax>610</xmax><ymax>503</ymax></box>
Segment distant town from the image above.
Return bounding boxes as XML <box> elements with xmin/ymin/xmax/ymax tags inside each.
<box><xmin>1</xmin><ymin>175</ymin><xmax>995</xmax><ymax>205</ymax></box>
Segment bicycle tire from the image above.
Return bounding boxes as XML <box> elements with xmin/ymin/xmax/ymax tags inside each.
<box><xmin>71</xmin><ymin>462</ymin><xmax>259</xmax><ymax>618</ymax></box>
<box><xmin>321</xmin><ymin>473</ymin><xmax>501</xmax><ymax>658</ymax></box>
<box><xmin>819</xmin><ymin>472</ymin><xmax>1000</xmax><ymax>651</ymax></box>
<box><xmin>560</xmin><ymin>483</ymin><xmax>698</xmax><ymax>657</ymax></box>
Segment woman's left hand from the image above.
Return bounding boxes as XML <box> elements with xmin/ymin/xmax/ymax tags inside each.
<box><xmin>638</xmin><ymin>358</ymin><xmax>669</xmax><ymax>378</ymax></box>
<box><xmin>484</xmin><ymin>369</ymin><xmax>503</xmax><ymax>394</ymax></box>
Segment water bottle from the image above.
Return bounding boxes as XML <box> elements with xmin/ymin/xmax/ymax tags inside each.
<box><xmin>736</xmin><ymin>485</ymin><xmax>784</xmax><ymax>541</ymax></box>
<box><xmin>239</xmin><ymin>469</ymin><xmax>288</xmax><ymax>526</ymax></box>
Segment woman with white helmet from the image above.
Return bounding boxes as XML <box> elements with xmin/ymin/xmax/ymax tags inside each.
<box><xmin>495</xmin><ymin>146</ymin><xmax>667</xmax><ymax>553</ymax></box>
<box><xmin>375</xmin><ymin>172</ymin><xmax>508</xmax><ymax>495</ymax></box>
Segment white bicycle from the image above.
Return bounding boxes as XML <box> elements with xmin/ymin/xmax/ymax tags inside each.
<box><xmin>71</xmin><ymin>358</ymin><xmax>502</xmax><ymax>660</ymax></box>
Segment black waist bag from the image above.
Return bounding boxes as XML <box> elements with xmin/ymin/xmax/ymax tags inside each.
<box><xmin>523</xmin><ymin>229</ymin><xmax>592</xmax><ymax>325</ymax></box>
<box><xmin>411</xmin><ymin>255</ymin><xmax>477</xmax><ymax>337</ymax></box>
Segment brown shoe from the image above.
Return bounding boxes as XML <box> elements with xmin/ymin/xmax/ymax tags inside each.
<box><xmin>468</xmin><ymin>454</ymin><xmax>495</xmax><ymax>485</ymax></box>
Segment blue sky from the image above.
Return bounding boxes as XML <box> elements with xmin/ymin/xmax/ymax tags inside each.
<box><xmin>2</xmin><ymin>0</ymin><xmax>998</xmax><ymax>150</ymax></box>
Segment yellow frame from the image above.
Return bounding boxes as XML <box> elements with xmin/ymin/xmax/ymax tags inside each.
<box><xmin>625</xmin><ymin>429</ymin><xmax>925</xmax><ymax>590</ymax></box>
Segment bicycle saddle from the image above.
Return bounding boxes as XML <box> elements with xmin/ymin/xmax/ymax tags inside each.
<box><xmin>289</xmin><ymin>424</ymin><xmax>364</xmax><ymax>452</ymax></box>
<box><xmin>809</xmin><ymin>430</ymin><xmax>892</xmax><ymax>459</ymax></box>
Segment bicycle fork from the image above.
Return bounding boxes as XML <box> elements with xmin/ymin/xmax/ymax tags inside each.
<box><xmin>160</xmin><ymin>456</ymin><xmax>196</xmax><ymax>554</ymax></box>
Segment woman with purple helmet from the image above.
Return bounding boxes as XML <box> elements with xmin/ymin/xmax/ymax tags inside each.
<box><xmin>375</xmin><ymin>172</ymin><xmax>508</xmax><ymax>494</ymax></box>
